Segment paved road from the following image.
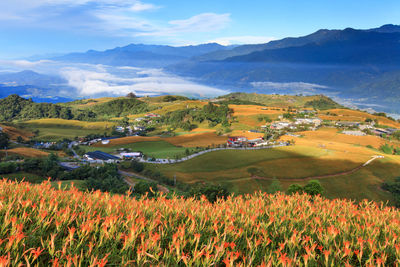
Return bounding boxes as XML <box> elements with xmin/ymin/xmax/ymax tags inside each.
<box><xmin>68</xmin><ymin>141</ymin><xmax>80</xmax><ymax>159</ymax></box>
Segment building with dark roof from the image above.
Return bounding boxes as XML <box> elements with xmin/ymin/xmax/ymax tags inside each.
<box><xmin>84</xmin><ymin>151</ymin><xmax>120</xmax><ymax>162</ymax></box>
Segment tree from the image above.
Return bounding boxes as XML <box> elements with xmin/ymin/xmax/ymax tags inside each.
<box><xmin>130</xmin><ymin>160</ymin><xmax>144</xmax><ymax>173</ymax></box>
<box><xmin>134</xmin><ymin>181</ymin><xmax>158</xmax><ymax>197</ymax></box>
<box><xmin>0</xmin><ymin>132</ymin><xmax>10</xmax><ymax>149</ymax></box>
<box><xmin>303</xmin><ymin>180</ymin><xmax>324</xmax><ymax>196</ymax></box>
<box><xmin>16</xmin><ymin>136</ymin><xmax>24</xmax><ymax>144</ymax></box>
<box><xmin>189</xmin><ymin>183</ymin><xmax>230</xmax><ymax>203</ymax></box>
<box><xmin>247</xmin><ymin>167</ymin><xmax>260</xmax><ymax>176</ymax></box>
<box><xmin>268</xmin><ymin>178</ymin><xmax>282</xmax><ymax>194</ymax></box>
<box><xmin>126</xmin><ymin>92</ymin><xmax>137</xmax><ymax>98</ymax></box>
<box><xmin>121</xmin><ymin>116</ymin><xmax>129</xmax><ymax>127</ymax></box>
<box><xmin>287</xmin><ymin>184</ymin><xmax>304</xmax><ymax>195</ymax></box>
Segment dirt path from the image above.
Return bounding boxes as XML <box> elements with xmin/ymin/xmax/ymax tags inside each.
<box><xmin>253</xmin><ymin>155</ymin><xmax>384</xmax><ymax>182</ymax></box>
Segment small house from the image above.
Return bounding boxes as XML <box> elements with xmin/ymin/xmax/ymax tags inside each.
<box><xmin>119</xmin><ymin>152</ymin><xmax>143</xmax><ymax>159</ymax></box>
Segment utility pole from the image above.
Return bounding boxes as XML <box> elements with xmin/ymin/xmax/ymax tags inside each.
<box><xmin>174</xmin><ymin>174</ymin><xmax>176</xmax><ymax>186</ymax></box>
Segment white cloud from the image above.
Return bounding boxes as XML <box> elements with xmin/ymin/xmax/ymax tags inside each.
<box><xmin>130</xmin><ymin>2</ymin><xmax>159</xmax><ymax>12</ymax></box>
<box><xmin>60</xmin><ymin>65</ymin><xmax>229</xmax><ymax>97</ymax></box>
<box><xmin>209</xmin><ymin>36</ymin><xmax>276</xmax><ymax>46</ymax></box>
<box><xmin>0</xmin><ymin>59</ymin><xmax>54</xmax><ymax>68</ymax></box>
<box><xmin>251</xmin><ymin>81</ymin><xmax>329</xmax><ymax>90</ymax></box>
<box><xmin>137</xmin><ymin>13</ymin><xmax>231</xmax><ymax>36</ymax></box>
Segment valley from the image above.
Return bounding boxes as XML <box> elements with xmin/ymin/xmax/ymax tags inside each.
<box><xmin>1</xmin><ymin>92</ymin><xmax>399</xmax><ymax>205</ymax></box>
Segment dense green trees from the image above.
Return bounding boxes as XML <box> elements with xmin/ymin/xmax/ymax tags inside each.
<box><xmin>286</xmin><ymin>180</ymin><xmax>324</xmax><ymax>196</ymax></box>
<box><xmin>0</xmin><ymin>132</ymin><xmax>10</xmax><ymax>149</ymax></box>
<box><xmin>188</xmin><ymin>183</ymin><xmax>230</xmax><ymax>203</ymax></box>
<box><xmin>64</xmin><ymin>163</ymin><xmax>128</xmax><ymax>194</ymax></box>
<box><xmin>305</xmin><ymin>96</ymin><xmax>342</xmax><ymax>110</ymax></box>
<box><xmin>92</xmin><ymin>98</ymin><xmax>149</xmax><ymax>117</ymax></box>
<box><xmin>0</xmin><ymin>94</ymin><xmax>96</xmax><ymax>122</ymax></box>
<box><xmin>161</xmin><ymin>103</ymin><xmax>233</xmax><ymax>130</ymax></box>
<box><xmin>0</xmin><ymin>162</ymin><xmax>17</xmax><ymax>174</ymax></box>
<box><xmin>133</xmin><ymin>181</ymin><xmax>159</xmax><ymax>197</ymax></box>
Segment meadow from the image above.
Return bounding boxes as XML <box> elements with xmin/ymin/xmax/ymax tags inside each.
<box><xmin>93</xmin><ymin>132</ymin><xmax>227</xmax><ymax>148</ymax></box>
<box><xmin>84</xmin><ymin>140</ymin><xmax>188</xmax><ymax>159</ymax></box>
<box><xmin>0</xmin><ymin>148</ymin><xmax>49</xmax><ymax>158</ymax></box>
<box><xmin>0</xmin><ymin>179</ymin><xmax>399</xmax><ymax>266</ymax></box>
<box><xmin>319</xmin><ymin>109</ymin><xmax>400</xmax><ymax>128</ymax></box>
<box><xmin>18</xmin><ymin>119</ymin><xmax>117</xmax><ymax>141</ymax></box>
<box><xmin>0</xmin><ymin>124</ymin><xmax>33</xmax><ymax>141</ymax></box>
<box><xmin>145</xmin><ymin>128</ymin><xmax>400</xmax><ymax>203</ymax></box>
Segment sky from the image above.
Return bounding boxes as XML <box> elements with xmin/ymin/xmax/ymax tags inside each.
<box><xmin>0</xmin><ymin>0</ymin><xmax>399</xmax><ymax>58</ymax></box>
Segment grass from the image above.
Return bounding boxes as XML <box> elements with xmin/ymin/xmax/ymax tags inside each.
<box><xmin>144</xmin><ymin>131</ymin><xmax>400</xmax><ymax>203</ymax></box>
<box><xmin>18</xmin><ymin>118</ymin><xmax>116</xmax><ymax>141</ymax></box>
<box><xmin>0</xmin><ymin>124</ymin><xmax>33</xmax><ymax>140</ymax></box>
<box><xmin>84</xmin><ymin>140</ymin><xmax>189</xmax><ymax>159</ymax></box>
<box><xmin>94</xmin><ymin>132</ymin><xmax>227</xmax><ymax>148</ymax></box>
<box><xmin>320</xmin><ymin>108</ymin><xmax>400</xmax><ymax>128</ymax></box>
<box><xmin>0</xmin><ymin>147</ymin><xmax>49</xmax><ymax>158</ymax></box>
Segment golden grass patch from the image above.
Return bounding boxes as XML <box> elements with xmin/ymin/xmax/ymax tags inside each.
<box><xmin>229</xmin><ymin>105</ymin><xmax>283</xmax><ymax>116</ymax></box>
<box><xmin>321</xmin><ymin>109</ymin><xmax>400</xmax><ymax>128</ymax></box>
<box><xmin>230</xmin><ymin>130</ymin><xmax>265</xmax><ymax>139</ymax></box>
<box><xmin>0</xmin><ymin>124</ymin><xmax>33</xmax><ymax>141</ymax></box>
<box><xmin>0</xmin><ymin>148</ymin><xmax>49</xmax><ymax>158</ymax></box>
<box><xmin>23</xmin><ymin>119</ymin><xmax>117</xmax><ymax>130</ymax></box>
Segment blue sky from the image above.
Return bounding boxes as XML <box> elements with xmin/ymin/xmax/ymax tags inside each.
<box><xmin>0</xmin><ymin>0</ymin><xmax>399</xmax><ymax>58</ymax></box>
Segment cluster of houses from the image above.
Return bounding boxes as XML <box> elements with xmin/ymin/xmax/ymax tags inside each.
<box><xmin>115</xmin><ymin>113</ymin><xmax>161</xmax><ymax>135</ymax></box>
<box><xmin>227</xmin><ymin>136</ymin><xmax>269</xmax><ymax>147</ymax></box>
<box><xmin>335</xmin><ymin>121</ymin><xmax>398</xmax><ymax>137</ymax></box>
<box><xmin>266</xmin><ymin>118</ymin><xmax>322</xmax><ymax>131</ymax></box>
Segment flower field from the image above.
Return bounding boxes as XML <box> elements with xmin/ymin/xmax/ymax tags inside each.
<box><xmin>0</xmin><ymin>179</ymin><xmax>400</xmax><ymax>266</ymax></box>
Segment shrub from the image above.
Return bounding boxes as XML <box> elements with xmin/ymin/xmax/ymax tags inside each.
<box><xmin>286</xmin><ymin>184</ymin><xmax>304</xmax><ymax>195</ymax></box>
<box><xmin>303</xmin><ymin>180</ymin><xmax>324</xmax><ymax>196</ymax></box>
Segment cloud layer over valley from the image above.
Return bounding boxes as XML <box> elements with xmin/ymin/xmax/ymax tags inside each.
<box><xmin>0</xmin><ymin>60</ymin><xmax>229</xmax><ymax>99</ymax></box>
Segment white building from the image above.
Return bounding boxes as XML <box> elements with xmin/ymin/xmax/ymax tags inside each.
<box><xmin>342</xmin><ymin>130</ymin><xmax>366</xmax><ymax>136</ymax></box>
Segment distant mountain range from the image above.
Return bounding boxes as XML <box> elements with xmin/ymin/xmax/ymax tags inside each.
<box><xmin>166</xmin><ymin>24</ymin><xmax>400</xmax><ymax>114</ymax></box>
<box><xmin>53</xmin><ymin>43</ymin><xmax>234</xmax><ymax>68</ymax></box>
<box><xmin>2</xmin><ymin>24</ymin><xmax>400</xmax><ymax>114</ymax></box>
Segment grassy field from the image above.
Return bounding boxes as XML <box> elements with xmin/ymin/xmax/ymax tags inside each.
<box><xmin>84</xmin><ymin>140</ymin><xmax>189</xmax><ymax>158</ymax></box>
<box><xmin>94</xmin><ymin>132</ymin><xmax>227</xmax><ymax>148</ymax></box>
<box><xmin>0</xmin><ymin>147</ymin><xmax>49</xmax><ymax>158</ymax></box>
<box><xmin>18</xmin><ymin>118</ymin><xmax>116</xmax><ymax>141</ymax></box>
<box><xmin>145</xmin><ymin>129</ymin><xmax>400</xmax><ymax>203</ymax></box>
<box><xmin>0</xmin><ymin>124</ymin><xmax>33</xmax><ymax>140</ymax></box>
<box><xmin>320</xmin><ymin>108</ymin><xmax>400</xmax><ymax>128</ymax></box>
